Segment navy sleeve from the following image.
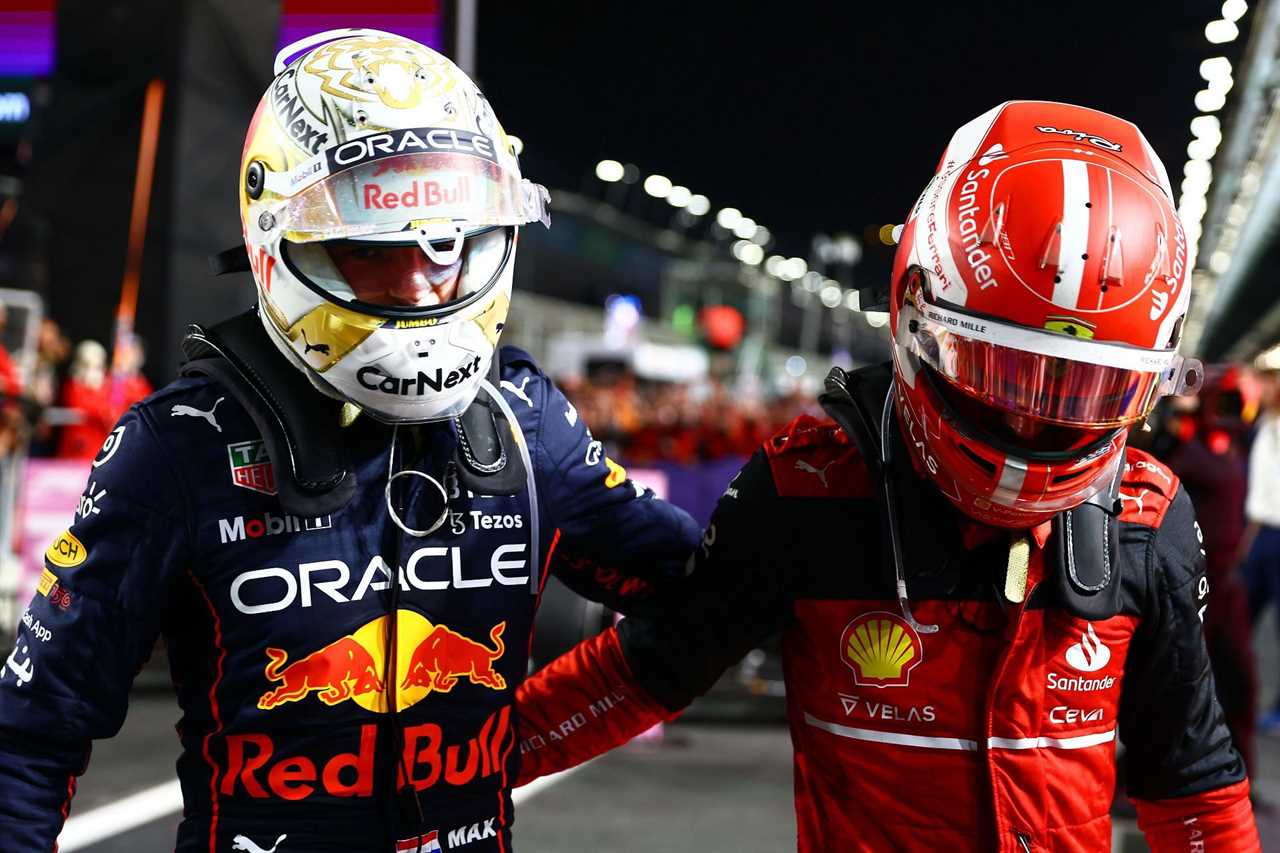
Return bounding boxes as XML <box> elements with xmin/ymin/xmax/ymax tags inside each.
<box><xmin>497</xmin><ymin>352</ymin><xmax>701</xmax><ymax>615</ymax></box>
<box><xmin>0</xmin><ymin>406</ymin><xmax>191</xmax><ymax>850</ymax></box>
<box><xmin>1119</xmin><ymin>487</ymin><xmax>1248</xmax><ymax>800</ymax></box>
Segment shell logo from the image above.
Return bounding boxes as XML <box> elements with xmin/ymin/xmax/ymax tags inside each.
<box><xmin>839</xmin><ymin>611</ymin><xmax>923</xmax><ymax>688</ymax></box>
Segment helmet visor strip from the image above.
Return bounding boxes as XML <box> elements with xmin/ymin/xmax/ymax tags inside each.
<box><xmin>273</xmin><ymin>147</ymin><xmax>549</xmax><ymax>242</ymax></box>
<box><xmin>283</xmin><ymin>225</ymin><xmax>511</xmax><ymax>312</ymax></box>
<box><xmin>903</xmin><ymin>297</ymin><xmax>1201</xmax><ymax>428</ymax></box>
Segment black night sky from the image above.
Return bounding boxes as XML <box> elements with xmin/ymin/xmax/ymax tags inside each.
<box><xmin>479</xmin><ymin>2</ymin><xmax>1239</xmax><ymax>275</ymax></box>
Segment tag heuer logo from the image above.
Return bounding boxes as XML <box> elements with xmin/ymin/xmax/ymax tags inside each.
<box><xmin>227</xmin><ymin>440</ymin><xmax>277</xmax><ymax>495</ymax></box>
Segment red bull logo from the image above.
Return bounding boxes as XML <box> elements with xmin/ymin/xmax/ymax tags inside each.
<box><xmin>222</xmin><ymin>706</ymin><xmax>512</xmax><ymax>800</ymax></box>
<box><xmin>257</xmin><ymin>611</ymin><xmax>506</xmax><ymax>713</ymax></box>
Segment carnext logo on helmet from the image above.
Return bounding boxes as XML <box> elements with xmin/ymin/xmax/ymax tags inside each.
<box><xmin>327</xmin><ymin>127</ymin><xmax>498</xmax><ymax>171</ymax></box>
<box><xmin>358</xmin><ymin>357</ymin><xmax>483</xmax><ymax>396</ymax></box>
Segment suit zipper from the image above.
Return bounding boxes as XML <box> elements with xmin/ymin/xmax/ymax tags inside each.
<box><xmin>984</xmin><ymin>573</ymin><xmax>1034</xmax><ymax>852</ymax></box>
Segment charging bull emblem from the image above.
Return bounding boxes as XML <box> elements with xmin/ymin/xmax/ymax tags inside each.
<box><xmin>258</xmin><ymin>636</ymin><xmax>384</xmax><ymax>709</ymax></box>
<box><xmin>401</xmin><ymin>622</ymin><xmax>507</xmax><ymax>692</ymax></box>
<box><xmin>257</xmin><ymin>612</ymin><xmax>507</xmax><ymax>714</ymax></box>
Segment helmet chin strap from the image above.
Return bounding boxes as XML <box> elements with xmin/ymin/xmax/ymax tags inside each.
<box><xmin>881</xmin><ymin>383</ymin><xmax>940</xmax><ymax>635</ymax></box>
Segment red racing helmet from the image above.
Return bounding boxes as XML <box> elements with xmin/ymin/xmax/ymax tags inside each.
<box><xmin>888</xmin><ymin>101</ymin><xmax>1201</xmax><ymax>528</ymax></box>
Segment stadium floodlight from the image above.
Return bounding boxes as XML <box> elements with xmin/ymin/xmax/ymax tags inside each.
<box><xmin>1190</xmin><ymin>114</ymin><xmax>1221</xmax><ymax>141</ymax></box>
<box><xmin>1187</xmin><ymin>137</ymin><xmax>1218</xmax><ymax>161</ymax></box>
<box><xmin>643</xmin><ymin>174</ymin><xmax>672</xmax><ymax>198</ymax></box>
<box><xmin>739</xmin><ymin>243</ymin><xmax>764</xmax><ymax>266</ymax></box>
<box><xmin>1221</xmin><ymin>0</ymin><xmax>1247</xmax><ymax>23</ymax></box>
<box><xmin>1205</xmin><ymin>19</ymin><xmax>1239</xmax><ymax>43</ymax></box>
<box><xmin>717</xmin><ymin>207</ymin><xmax>743</xmax><ymax>229</ymax></box>
<box><xmin>1199</xmin><ymin>56</ymin><xmax>1232</xmax><ymax>82</ymax></box>
<box><xmin>596</xmin><ymin>159</ymin><xmax>625</xmax><ymax>182</ymax></box>
<box><xmin>1194</xmin><ymin>89</ymin><xmax>1226</xmax><ymax>112</ymax></box>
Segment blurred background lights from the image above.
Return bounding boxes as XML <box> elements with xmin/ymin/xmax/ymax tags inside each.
<box><xmin>595</xmin><ymin>159</ymin><xmax>625</xmax><ymax>182</ymax></box>
<box><xmin>1205</xmin><ymin>18</ymin><xmax>1240</xmax><ymax>43</ymax></box>
<box><xmin>1195</xmin><ymin>89</ymin><xmax>1227</xmax><ymax>112</ymax></box>
<box><xmin>666</xmin><ymin>185</ymin><xmax>692</xmax><ymax>208</ymax></box>
<box><xmin>716</xmin><ymin>207</ymin><xmax>743</xmax><ymax>229</ymax></box>
<box><xmin>1221</xmin><ymin>0</ymin><xmax>1248</xmax><ymax>22</ymax></box>
<box><xmin>508</xmin><ymin>135</ymin><xmax>524</xmax><ymax>156</ymax></box>
<box><xmin>784</xmin><ymin>355</ymin><xmax>807</xmax><ymax>377</ymax></box>
<box><xmin>686</xmin><ymin>194</ymin><xmax>710</xmax><ymax>216</ymax></box>
<box><xmin>643</xmin><ymin>174</ymin><xmax>672</xmax><ymax>198</ymax></box>
<box><xmin>732</xmin><ymin>217</ymin><xmax>757</xmax><ymax>240</ymax></box>
<box><xmin>819</xmin><ymin>284</ymin><xmax>843</xmax><ymax>309</ymax></box>
<box><xmin>750</xmin><ymin>225</ymin><xmax>771</xmax><ymax>246</ymax></box>
<box><xmin>738</xmin><ymin>243</ymin><xmax>764</xmax><ymax>266</ymax></box>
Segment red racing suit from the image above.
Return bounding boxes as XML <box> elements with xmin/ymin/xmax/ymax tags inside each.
<box><xmin>516</xmin><ymin>372</ymin><xmax>1259</xmax><ymax>851</ymax></box>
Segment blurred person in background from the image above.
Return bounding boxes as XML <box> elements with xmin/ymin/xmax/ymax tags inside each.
<box><xmin>516</xmin><ymin>102</ymin><xmax>1259</xmax><ymax>851</ymax></box>
<box><xmin>1245</xmin><ymin>368</ymin><xmax>1280</xmax><ymax>733</ymax></box>
<box><xmin>0</xmin><ymin>31</ymin><xmax>699</xmax><ymax>853</ymax></box>
<box><xmin>0</xmin><ymin>302</ymin><xmax>24</xmax><ymax>456</ymax></box>
<box><xmin>28</xmin><ymin>317</ymin><xmax>70</xmax><ymax>456</ymax></box>
<box><xmin>54</xmin><ymin>339</ymin><xmax>112</xmax><ymax>459</ymax></box>
<box><xmin>108</xmin><ymin>333</ymin><xmax>152</xmax><ymax>419</ymax></box>
<box><xmin>1156</xmin><ymin>367</ymin><xmax>1257</xmax><ymax>772</ymax></box>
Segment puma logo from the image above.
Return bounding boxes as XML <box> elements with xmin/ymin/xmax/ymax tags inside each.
<box><xmin>1118</xmin><ymin>490</ymin><xmax>1145</xmax><ymax>515</ymax></box>
<box><xmin>170</xmin><ymin>397</ymin><xmax>225</xmax><ymax>433</ymax></box>
<box><xmin>500</xmin><ymin>377</ymin><xmax>534</xmax><ymax>408</ymax></box>
<box><xmin>299</xmin><ymin>330</ymin><xmax>331</xmax><ymax>356</ymax></box>
<box><xmin>794</xmin><ymin>459</ymin><xmax>835</xmax><ymax>489</ymax></box>
<box><xmin>231</xmin><ymin>834</ymin><xmax>287</xmax><ymax>853</ymax></box>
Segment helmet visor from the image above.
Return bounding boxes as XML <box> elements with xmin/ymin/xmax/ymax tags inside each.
<box><xmin>271</xmin><ymin>133</ymin><xmax>549</xmax><ymax>242</ymax></box>
<box><xmin>904</xmin><ymin>299</ymin><xmax>1201</xmax><ymax>428</ymax></box>
<box><xmin>282</xmin><ymin>226</ymin><xmax>511</xmax><ymax>313</ymax></box>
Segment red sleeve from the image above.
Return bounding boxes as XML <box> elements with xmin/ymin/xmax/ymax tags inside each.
<box><xmin>1134</xmin><ymin>779</ymin><xmax>1259</xmax><ymax>852</ymax></box>
<box><xmin>514</xmin><ymin>627</ymin><xmax>675</xmax><ymax>787</ymax></box>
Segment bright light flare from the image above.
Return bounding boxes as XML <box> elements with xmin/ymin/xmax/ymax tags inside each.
<box><xmin>643</xmin><ymin>174</ymin><xmax>672</xmax><ymax>198</ymax></box>
<box><xmin>595</xmin><ymin>159</ymin><xmax>625</xmax><ymax>182</ymax></box>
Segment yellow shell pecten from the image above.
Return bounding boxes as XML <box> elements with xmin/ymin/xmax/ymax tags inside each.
<box><xmin>845</xmin><ymin>617</ymin><xmax>917</xmax><ymax>679</ymax></box>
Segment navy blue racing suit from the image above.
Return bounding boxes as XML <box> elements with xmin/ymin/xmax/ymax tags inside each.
<box><xmin>0</xmin><ymin>345</ymin><xmax>700</xmax><ymax>852</ymax></box>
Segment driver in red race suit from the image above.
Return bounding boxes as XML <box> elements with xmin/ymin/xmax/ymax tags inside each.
<box><xmin>514</xmin><ymin>102</ymin><xmax>1261</xmax><ymax>852</ymax></box>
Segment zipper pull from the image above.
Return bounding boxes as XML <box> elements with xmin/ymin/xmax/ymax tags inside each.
<box><xmin>1017</xmin><ymin>831</ymin><xmax>1033</xmax><ymax>852</ymax></box>
<box><xmin>1004</xmin><ymin>534</ymin><xmax>1030</xmax><ymax>604</ymax></box>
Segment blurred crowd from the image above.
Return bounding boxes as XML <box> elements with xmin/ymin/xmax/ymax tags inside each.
<box><xmin>0</xmin><ymin>307</ymin><xmax>152</xmax><ymax>461</ymax></box>
<box><xmin>557</xmin><ymin>369</ymin><xmax>819</xmax><ymax>465</ymax></box>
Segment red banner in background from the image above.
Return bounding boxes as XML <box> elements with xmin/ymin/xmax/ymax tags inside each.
<box><xmin>279</xmin><ymin>0</ymin><xmax>443</xmax><ymax>55</ymax></box>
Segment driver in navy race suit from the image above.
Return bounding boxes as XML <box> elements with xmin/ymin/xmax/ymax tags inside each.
<box><xmin>0</xmin><ymin>31</ymin><xmax>699</xmax><ymax>853</ymax></box>
<box><xmin>514</xmin><ymin>102</ymin><xmax>1263</xmax><ymax>852</ymax></box>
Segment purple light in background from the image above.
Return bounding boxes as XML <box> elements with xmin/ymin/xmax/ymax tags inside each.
<box><xmin>0</xmin><ymin>5</ymin><xmax>57</xmax><ymax>77</ymax></box>
<box><xmin>276</xmin><ymin>2</ymin><xmax>443</xmax><ymax>63</ymax></box>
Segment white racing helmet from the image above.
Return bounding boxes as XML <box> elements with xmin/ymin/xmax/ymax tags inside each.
<box><xmin>238</xmin><ymin>29</ymin><xmax>549</xmax><ymax>423</ymax></box>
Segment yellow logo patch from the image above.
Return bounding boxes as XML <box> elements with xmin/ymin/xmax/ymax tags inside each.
<box><xmin>46</xmin><ymin>530</ymin><xmax>88</xmax><ymax>568</ymax></box>
<box><xmin>36</xmin><ymin>568</ymin><xmax>56</xmax><ymax>596</ymax></box>
<box><xmin>604</xmin><ymin>458</ymin><xmax>628</xmax><ymax>489</ymax></box>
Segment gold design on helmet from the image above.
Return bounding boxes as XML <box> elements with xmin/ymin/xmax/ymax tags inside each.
<box><xmin>473</xmin><ymin>289</ymin><xmax>510</xmax><ymax>346</ymax></box>
<box><xmin>844</xmin><ymin>617</ymin><xmax>917</xmax><ymax>681</ymax></box>
<box><xmin>304</xmin><ymin>36</ymin><xmax>459</xmax><ymax>108</ymax></box>
<box><xmin>287</xmin><ymin>301</ymin><xmax>384</xmax><ymax>373</ymax></box>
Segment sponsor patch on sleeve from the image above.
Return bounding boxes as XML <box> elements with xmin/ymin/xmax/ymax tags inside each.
<box><xmin>46</xmin><ymin>530</ymin><xmax>88</xmax><ymax>568</ymax></box>
<box><xmin>36</xmin><ymin>567</ymin><xmax>56</xmax><ymax>596</ymax></box>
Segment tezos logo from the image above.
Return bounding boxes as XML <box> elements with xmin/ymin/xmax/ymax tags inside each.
<box><xmin>1064</xmin><ymin>623</ymin><xmax>1110</xmax><ymax>673</ymax></box>
<box><xmin>358</xmin><ymin>357</ymin><xmax>482</xmax><ymax>397</ymax></box>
